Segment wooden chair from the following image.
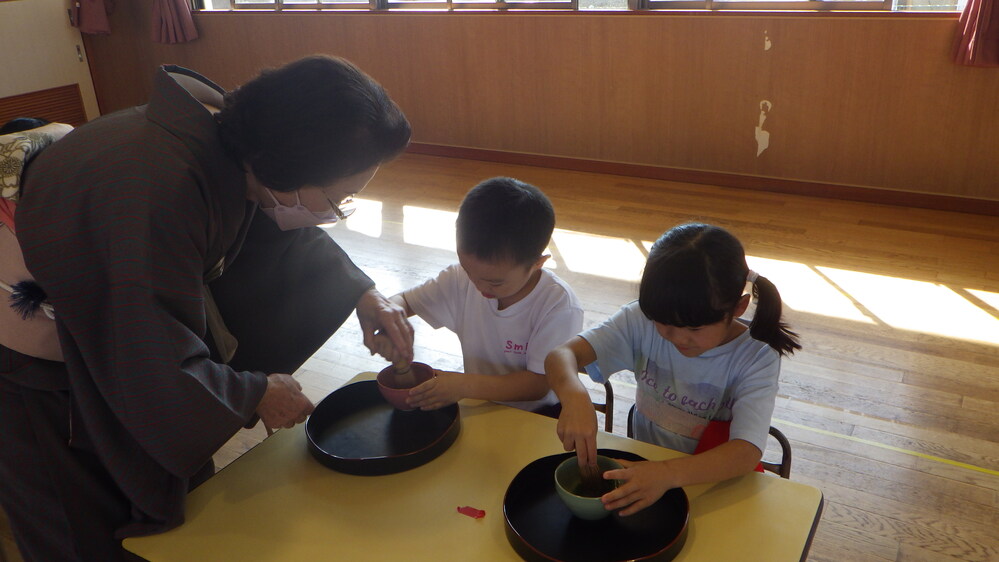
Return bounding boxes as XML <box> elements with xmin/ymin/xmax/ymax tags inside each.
<box><xmin>590</xmin><ymin>380</ymin><xmax>615</xmax><ymax>433</ymax></box>
<box><xmin>761</xmin><ymin>426</ymin><xmax>792</xmax><ymax>479</ymax></box>
<box><xmin>625</xmin><ymin>405</ymin><xmax>792</xmax><ymax>478</ymax></box>
<box><xmin>627</xmin><ymin>403</ymin><xmax>636</xmax><ymax>439</ymax></box>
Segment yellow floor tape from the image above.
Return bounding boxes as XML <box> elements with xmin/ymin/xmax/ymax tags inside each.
<box><xmin>773</xmin><ymin>418</ymin><xmax>999</xmax><ymax>477</ymax></box>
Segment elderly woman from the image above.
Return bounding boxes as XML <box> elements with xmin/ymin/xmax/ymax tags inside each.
<box><xmin>0</xmin><ymin>55</ymin><xmax>413</xmax><ymax>561</ymax></box>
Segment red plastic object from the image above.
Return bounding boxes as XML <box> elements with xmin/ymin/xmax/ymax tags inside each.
<box><xmin>693</xmin><ymin>420</ymin><xmax>764</xmax><ymax>473</ymax></box>
<box><xmin>457</xmin><ymin>506</ymin><xmax>486</xmax><ymax>519</ymax></box>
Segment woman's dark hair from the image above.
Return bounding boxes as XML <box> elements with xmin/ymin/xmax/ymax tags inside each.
<box><xmin>0</xmin><ymin>117</ymin><xmax>50</xmax><ymax>135</ymax></box>
<box><xmin>456</xmin><ymin>177</ymin><xmax>554</xmax><ymax>265</ymax></box>
<box><xmin>639</xmin><ymin>223</ymin><xmax>800</xmax><ymax>356</ymax></box>
<box><xmin>216</xmin><ymin>55</ymin><xmax>411</xmax><ymax>191</ymax></box>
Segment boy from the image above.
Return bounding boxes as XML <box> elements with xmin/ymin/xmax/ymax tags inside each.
<box><xmin>380</xmin><ymin>177</ymin><xmax>583</xmax><ymax>416</ymax></box>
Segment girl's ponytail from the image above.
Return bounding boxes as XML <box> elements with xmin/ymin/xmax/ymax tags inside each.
<box><xmin>749</xmin><ymin>274</ymin><xmax>801</xmax><ymax>356</ymax></box>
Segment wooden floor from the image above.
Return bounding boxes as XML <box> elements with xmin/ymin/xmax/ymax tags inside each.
<box><xmin>3</xmin><ymin>153</ymin><xmax>997</xmax><ymax>561</ymax></box>
<box><xmin>230</xmin><ymin>153</ymin><xmax>999</xmax><ymax>562</ymax></box>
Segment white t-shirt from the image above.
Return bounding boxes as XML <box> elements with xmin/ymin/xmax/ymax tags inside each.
<box><xmin>581</xmin><ymin>301</ymin><xmax>780</xmax><ymax>454</ymax></box>
<box><xmin>403</xmin><ymin>264</ymin><xmax>583</xmax><ymax>412</ymax></box>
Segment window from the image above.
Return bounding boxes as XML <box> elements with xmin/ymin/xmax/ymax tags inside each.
<box><xmin>379</xmin><ymin>0</ymin><xmax>577</xmax><ymax>10</ymax></box>
<box><xmin>639</xmin><ymin>0</ymin><xmax>893</xmax><ymax>10</ymax></box>
<box><xmin>639</xmin><ymin>0</ymin><xmax>958</xmax><ymax>9</ymax></box>
<box><xmin>205</xmin><ymin>0</ymin><xmax>578</xmax><ymax>9</ymax></box>
<box><xmin>196</xmin><ymin>0</ymin><xmax>960</xmax><ymax>13</ymax></box>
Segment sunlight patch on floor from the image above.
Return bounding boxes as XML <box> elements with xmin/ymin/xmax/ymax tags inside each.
<box><xmin>342</xmin><ymin>198</ymin><xmax>383</xmax><ymax>238</ymax></box>
<box><xmin>967</xmin><ymin>288</ymin><xmax>999</xmax><ymax>313</ymax></box>
<box><xmin>541</xmin><ymin>247</ymin><xmax>559</xmax><ymax>269</ymax></box>
<box><xmin>363</xmin><ymin>201</ymin><xmax>998</xmax><ymax>346</ymax></box>
<box><xmin>551</xmin><ymin>229</ymin><xmax>647</xmax><ymax>282</ymax></box>
<box><xmin>818</xmin><ymin>267</ymin><xmax>999</xmax><ymax>345</ymax></box>
<box><xmin>410</xmin><ymin>316</ymin><xmax>462</xmax><ymax>365</ymax></box>
<box><xmin>402</xmin><ymin>206</ymin><xmax>457</xmax><ymax>251</ymax></box>
<box><xmin>747</xmin><ymin>256</ymin><xmax>872</xmax><ymax>323</ymax></box>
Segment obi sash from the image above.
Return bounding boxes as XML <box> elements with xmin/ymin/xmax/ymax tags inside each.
<box><xmin>0</xmin><ymin>123</ymin><xmax>73</xmax><ymax>361</ymax></box>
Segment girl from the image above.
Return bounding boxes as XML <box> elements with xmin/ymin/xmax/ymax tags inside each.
<box><xmin>546</xmin><ymin>222</ymin><xmax>800</xmax><ymax>516</ymax></box>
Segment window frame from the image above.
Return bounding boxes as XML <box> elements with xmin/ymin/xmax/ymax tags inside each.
<box><xmin>214</xmin><ymin>0</ymin><xmax>954</xmax><ymax>13</ymax></box>
<box><xmin>228</xmin><ymin>0</ymin><xmax>579</xmax><ymax>9</ymax></box>
<box><xmin>638</xmin><ymin>0</ymin><xmax>892</xmax><ymax>9</ymax></box>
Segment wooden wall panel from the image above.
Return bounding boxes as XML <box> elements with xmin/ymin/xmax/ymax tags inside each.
<box><xmin>82</xmin><ymin>9</ymin><xmax>999</xmax><ymax>202</ymax></box>
<box><xmin>0</xmin><ymin>84</ymin><xmax>87</xmax><ymax>127</ymax></box>
<box><xmin>0</xmin><ymin>0</ymin><xmax>101</xmax><ymax>121</ymax></box>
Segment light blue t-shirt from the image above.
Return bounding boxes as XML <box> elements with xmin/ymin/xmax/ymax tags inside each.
<box><xmin>581</xmin><ymin>301</ymin><xmax>780</xmax><ymax>454</ymax></box>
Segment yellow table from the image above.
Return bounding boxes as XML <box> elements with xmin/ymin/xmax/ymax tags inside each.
<box><xmin>125</xmin><ymin>374</ymin><xmax>823</xmax><ymax>561</ymax></box>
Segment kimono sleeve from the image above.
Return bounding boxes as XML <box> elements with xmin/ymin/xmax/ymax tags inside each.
<box><xmin>19</xmin><ymin>159</ymin><xmax>266</xmax><ymax>478</ymax></box>
<box><xmin>209</xmin><ymin>214</ymin><xmax>375</xmax><ymax>375</ymax></box>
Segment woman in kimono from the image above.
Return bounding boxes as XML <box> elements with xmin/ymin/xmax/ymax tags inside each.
<box><xmin>0</xmin><ymin>55</ymin><xmax>413</xmax><ymax>561</ymax></box>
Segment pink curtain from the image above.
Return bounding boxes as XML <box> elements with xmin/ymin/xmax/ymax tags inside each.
<box><xmin>152</xmin><ymin>0</ymin><xmax>200</xmax><ymax>44</ymax></box>
<box><xmin>954</xmin><ymin>0</ymin><xmax>999</xmax><ymax>66</ymax></box>
<box><xmin>71</xmin><ymin>0</ymin><xmax>113</xmax><ymax>35</ymax></box>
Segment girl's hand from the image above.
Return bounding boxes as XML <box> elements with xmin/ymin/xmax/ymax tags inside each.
<box><xmin>407</xmin><ymin>370</ymin><xmax>464</xmax><ymax>410</ymax></box>
<box><xmin>556</xmin><ymin>397</ymin><xmax>598</xmax><ymax>469</ymax></box>
<box><xmin>600</xmin><ymin>459</ymin><xmax>675</xmax><ymax>516</ymax></box>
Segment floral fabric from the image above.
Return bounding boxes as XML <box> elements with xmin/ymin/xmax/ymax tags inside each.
<box><xmin>0</xmin><ymin>123</ymin><xmax>73</xmax><ymax>204</ymax></box>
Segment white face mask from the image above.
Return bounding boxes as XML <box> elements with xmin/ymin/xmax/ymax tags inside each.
<box><xmin>258</xmin><ymin>189</ymin><xmax>345</xmax><ymax>231</ymax></box>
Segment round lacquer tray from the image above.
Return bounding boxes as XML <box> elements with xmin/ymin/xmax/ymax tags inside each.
<box><xmin>305</xmin><ymin>380</ymin><xmax>460</xmax><ymax>476</ymax></box>
<box><xmin>503</xmin><ymin>449</ymin><xmax>689</xmax><ymax>562</ymax></box>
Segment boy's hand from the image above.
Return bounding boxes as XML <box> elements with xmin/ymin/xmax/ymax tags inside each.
<box><xmin>407</xmin><ymin>370</ymin><xmax>464</xmax><ymax>410</ymax></box>
<box><xmin>556</xmin><ymin>397</ymin><xmax>598</xmax><ymax>469</ymax></box>
<box><xmin>600</xmin><ymin>459</ymin><xmax>675</xmax><ymax>516</ymax></box>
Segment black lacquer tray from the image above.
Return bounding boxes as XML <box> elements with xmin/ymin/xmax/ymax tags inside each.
<box><xmin>503</xmin><ymin>449</ymin><xmax>689</xmax><ymax>562</ymax></box>
<box><xmin>305</xmin><ymin>380</ymin><xmax>460</xmax><ymax>476</ymax></box>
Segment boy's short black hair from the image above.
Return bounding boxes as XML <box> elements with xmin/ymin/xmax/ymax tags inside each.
<box><xmin>216</xmin><ymin>55</ymin><xmax>411</xmax><ymax>192</ymax></box>
<box><xmin>456</xmin><ymin>177</ymin><xmax>555</xmax><ymax>266</ymax></box>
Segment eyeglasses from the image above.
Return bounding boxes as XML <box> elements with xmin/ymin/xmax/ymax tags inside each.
<box><xmin>324</xmin><ymin>194</ymin><xmax>357</xmax><ymax>221</ymax></box>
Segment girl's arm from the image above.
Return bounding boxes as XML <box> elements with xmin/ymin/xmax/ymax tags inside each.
<box><xmin>546</xmin><ymin>336</ymin><xmax>600</xmax><ymax>468</ymax></box>
<box><xmin>602</xmin><ymin>439</ymin><xmax>763</xmax><ymax>516</ymax></box>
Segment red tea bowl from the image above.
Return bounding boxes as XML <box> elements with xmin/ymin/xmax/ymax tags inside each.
<box><xmin>376</xmin><ymin>362</ymin><xmax>434</xmax><ymax>411</ymax></box>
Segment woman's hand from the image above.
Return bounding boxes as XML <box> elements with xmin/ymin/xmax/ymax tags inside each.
<box><xmin>257</xmin><ymin>373</ymin><xmax>315</xmax><ymax>429</ymax></box>
<box><xmin>600</xmin><ymin>459</ymin><xmax>675</xmax><ymax>516</ymax></box>
<box><xmin>355</xmin><ymin>287</ymin><xmax>414</xmax><ymax>364</ymax></box>
<box><xmin>407</xmin><ymin>370</ymin><xmax>464</xmax><ymax>410</ymax></box>
<box><xmin>369</xmin><ymin>333</ymin><xmax>402</xmax><ymax>364</ymax></box>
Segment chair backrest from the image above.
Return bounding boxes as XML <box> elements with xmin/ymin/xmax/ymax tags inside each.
<box><xmin>627</xmin><ymin>403</ymin><xmax>636</xmax><ymax>439</ymax></box>
<box><xmin>626</xmin><ymin>404</ymin><xmax>791</xmax><ymax>479</ymax></box>
<box><xmin>591</xmin><ymin>380</ymin><xmax>615</xmax><ymax>434</ymax></box>
<box><xmin>761</xmin><ymin>426</ymin><xmax>792</xmax><ymax>479</ymax></box>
